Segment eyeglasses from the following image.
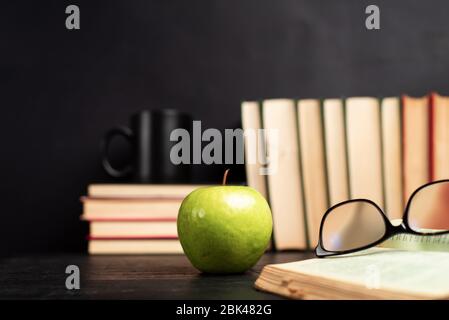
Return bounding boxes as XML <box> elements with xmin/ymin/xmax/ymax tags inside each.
<box><xmin>316</xmin><ymin>179</ymin><xmax>449</xmax><ymax>258</ymax></box>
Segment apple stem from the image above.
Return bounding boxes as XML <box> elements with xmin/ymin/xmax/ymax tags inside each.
<box><xmin>222</xmin><ymin>169</ymin><xmax>230</xmax><ymax>185</ymax></box>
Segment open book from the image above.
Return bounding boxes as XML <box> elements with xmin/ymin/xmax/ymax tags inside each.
<box><xmin>255</xmin><ymin>248</ymin><xmax>449</xmax><ymax>299</ymax></box>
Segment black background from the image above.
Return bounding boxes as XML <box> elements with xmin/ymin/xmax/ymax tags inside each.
<box><xmin>2</xmin><ymin>0</ymin><xmax>449</xmax><ymax>255</ymax></box>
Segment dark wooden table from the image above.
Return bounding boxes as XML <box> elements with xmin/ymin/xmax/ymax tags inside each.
<box><xmin>0</xmin><ymin>252</ymin><xmax>314</xmax><ymax>299</ymax></box>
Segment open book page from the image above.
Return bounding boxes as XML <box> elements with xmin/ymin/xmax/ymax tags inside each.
<box><xmin>379</xmin><ymin>219</ymin><xmax>449</xmax><ymax>252</ymax></box>
<box><xmin>274</xmin><ymin>248</ymin><xmax>449</xmax><ymax>297</ymax></box>
<box><xmin>380</xmin><ymin>233</ymin><xmax>449</xmax><ymax>252</ymax></box>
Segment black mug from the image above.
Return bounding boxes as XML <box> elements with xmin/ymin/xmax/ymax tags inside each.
<box><xmin>102</xmin><ymin>110</ymin><xmax>192</xmax><ymax>183</ymax></box>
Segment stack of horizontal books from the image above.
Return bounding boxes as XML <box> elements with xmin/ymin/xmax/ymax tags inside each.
<box><xmin>81</xmin><ymin>184</ymin><xmax>203</xmax><ymax>254</ymax></box>
<box><xmin>242</xmin><ymin>93</ymin><xmax>449</xmax><ymax>251</ymax></box>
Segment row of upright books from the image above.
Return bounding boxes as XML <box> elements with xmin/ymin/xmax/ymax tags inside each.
<box><xmin>242</xmin><ymin>93</ymin><xmax>449</xmax><ymax>251</ymax></box>
<box><xmin>81</xmin><ymin>184</ymin><xmax>204</xmax><ymax>254</ymax></box>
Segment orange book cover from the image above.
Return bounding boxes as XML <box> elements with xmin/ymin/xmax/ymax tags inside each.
<box><xmin>401</xmin><ymin>94</ymin><xmax>432</xmax><ymax>202</ymax></box>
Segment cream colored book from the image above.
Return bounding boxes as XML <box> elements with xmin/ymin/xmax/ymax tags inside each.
<box><xmin>88</xmin><ymin>239</ymin><xmax>183</xmax><ymax>254</ymax></box>
<box><xmin>297</xmin><ymin>99</ymin><xmax>329</xmax><ymax>247</ymax></box>
<box><xmin>81</xmin><ymin>197</ymin><xmax>182</xmax><ymax>219</ymax></box>
<box><xmin>323</xmin><ymin>98</ymin><xmax>349</xmax><ymax>206</ymax></box>
<box><xmin>346</xmin><ymin>97</ymin><xmax>384</xmax><ymax>208</ymax></box>
<box><xmin>241</xmin><ymin>101</ymin><xmax>268</xmax><ymax>199</ymax></box>
<box><xmin>381</xmin><ymin>97</ymin><xmax>403</xmax><ymax>219</ymax></box>
<box><xmin>88</xmin><ymin>184</ymin><xmax>205</xmax><ymax>198</ymax></box>
<box><xmin>255</xmin><ymin>248</ymin><xmax>449</xmax><ymax>299</ymax></box>
<box><xmin>262</xmin><ymin>99</ymin><xmax>307</xmax><ymax>250</ymax></box>
<box><xmin>402</xmin><ymin>95</ymin><xmax>430</xmax><ymax>201</ymax></box>
<box><xmin>89</xmin><ymin>221</ymin><xmax>177</xmax><ymax>237</ymax></box>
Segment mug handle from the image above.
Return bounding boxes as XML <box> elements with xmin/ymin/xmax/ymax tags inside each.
<box><xmin>101</xmin><ymin>126</ymin><xmax>134</xmax><ymax>178</ymax></box>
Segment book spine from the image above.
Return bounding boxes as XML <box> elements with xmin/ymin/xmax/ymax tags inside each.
<box><xmin>429</xmin><ymin>92</ymin><xmax>436</xmax><ymax>181</ymax></box>
<box><xmin>295</xmin><ymin>98</ymin><xmax>310</xmax><ymax>249</ymax></box>
<box><xmin>87</xmin><ymin>236</ymin><xmax>179</xmax><ymax>240</ymax></box>
<box><xmin>399</xmin><ymin>96</ymin><xmax>404</xmax><ymax>210</ymax></box>
<box><xmin>80</xmin><ymin>196</ymin><xmax>185</xmax><ymax>202</ymax></box>
<box><xmin>319</xmin><ymin>98</ymin><xmax>331</xmax><ymax>210</ymax></box>
<box><xmin>257</xmin><ymin>99</ymin><xmax>273</xmax><ymax>251</ymax></box>
<box><xmin>81</xmin><ymin>217</ymin><xmax>177</xmax><ymax>222</ymax></box>
<box><xmin>401</xmin><ymin>94</ymin><xmax>407</xmax><ymax>203</ymax></box>
<box><xmin>343</xmin><ymin>97</ymin><xmax>351</xmax><ymax>199</ymax></box>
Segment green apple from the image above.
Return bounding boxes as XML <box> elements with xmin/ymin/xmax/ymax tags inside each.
<box><xmin>177</xmin><ymin>183</ymin><xmax>272</xmax><ymax>274</ymax></box>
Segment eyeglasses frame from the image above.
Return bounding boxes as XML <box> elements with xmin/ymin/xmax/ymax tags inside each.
<box><xmin>315</xmin><ymin>179</ymin><xmax>449</xmax><ymax>258</ymax></box>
